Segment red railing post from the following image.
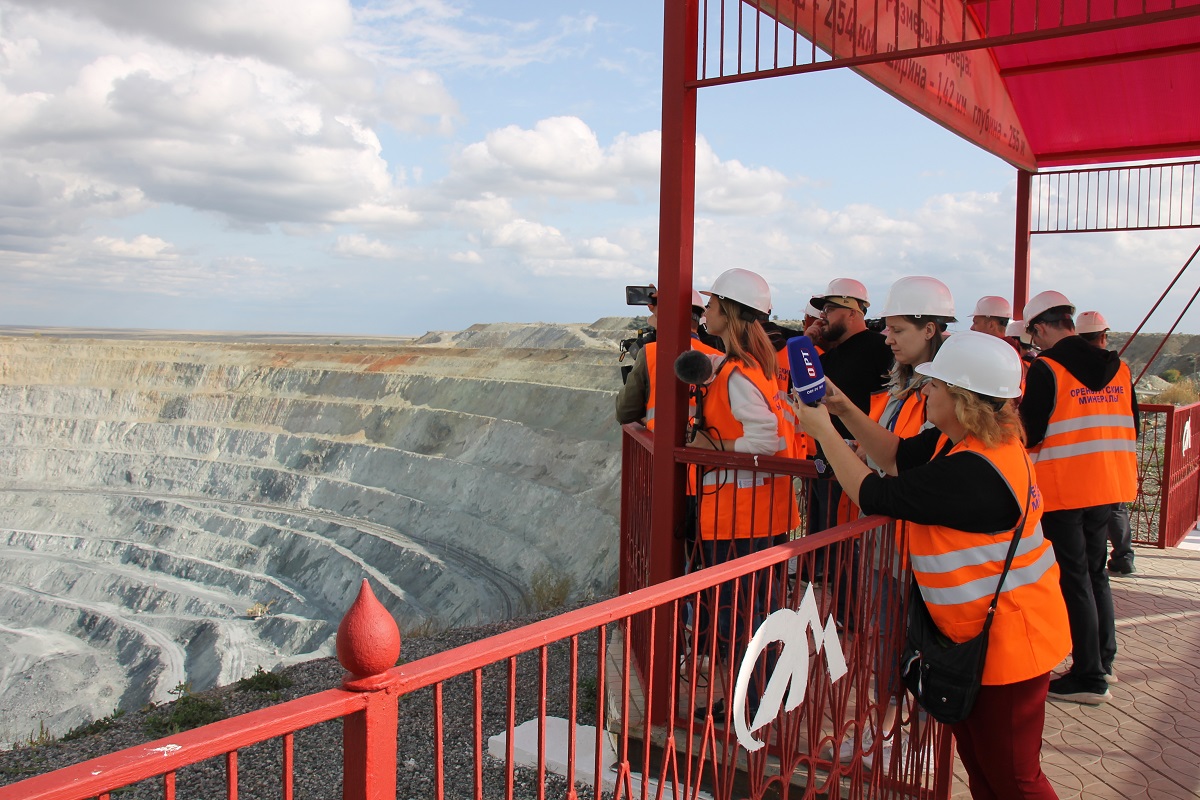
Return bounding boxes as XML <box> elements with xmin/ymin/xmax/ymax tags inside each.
<box><xmin>1158</xmin><ymin>407</ymin><xmax>1178</xmax><ymax>549</ymax></box>
<box><xmin>337</xmin><ymin>580</ymin><xmax>402</xmax><ymax>800</ymax></box>
<box><xmin>1013</xmin><ymin>167</ymin><xmax>1033</xmax><ymax>316</ymax></box>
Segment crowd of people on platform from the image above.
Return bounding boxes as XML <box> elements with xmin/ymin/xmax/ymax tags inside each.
<box><xmin>615</xmin><ymin>271</ymin><xmax>1140</xmax><ymax>800</ymax></box>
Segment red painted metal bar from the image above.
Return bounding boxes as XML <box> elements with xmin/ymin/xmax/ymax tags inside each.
<box><xmin>1014</xmin><ymin>168</ymin><xmax>1033</xmax><ymax>316</ymax></box>
<box><xmin>282</xmin><ymin>733</ymin><xmax>294</xmax><ymax>800</ymax></box>
<box><xmin>1132</xmin><ymin>278</ymin><xmax>1200</xmax><ymax>386</ymax></box>
<box><xmin>998</xmin><ymin>40</ymin><xmax>1200</xmax><ymax>75</ymax></box>
<box><xmin>227</xmin><ymin>750</ymin><xmax>238</xmax><ymax>800</ymax></box>
<box><xmin>0</xmin><ymin>690</ymin><xmax>367</xmax><ymax>800</ymax></box>
<box><xmin>1032</xmin><ymin>161</ymin><xmax>1200</xmax><ymax>233</ymax></box>
<box><xmin>1159</xmin><ymin>407</ymin><xmax>1177</xmax><ymax>550</ymax></box>
<box><xmin>1117</xmin><ymin>242</ymin><xmax>1200</xmax><ymax>358</ymax></box>
<box><xmin>433</xmin><ymin>683</ymin><xmax>445</xmax><ymax>800</ymax></box>
<box><xmin>651</xmin><ymin>0</ymin><xmax>700</xmax><ymax>731</ymax></box>
<box><xmin>691</xmin><ymin>3</ymin><xmax>1200</xmax><ymax>87</ymax></box>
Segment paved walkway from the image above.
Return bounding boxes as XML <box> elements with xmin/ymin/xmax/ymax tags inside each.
<box><xmin>952</xmin><ymin>533</ymin><xmax>1200</xmax><ymax>798</ymax></box>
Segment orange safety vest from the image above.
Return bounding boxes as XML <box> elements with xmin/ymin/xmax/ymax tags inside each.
<box><xmin>837</xmin><ymin>386</ymin><xmax>928</xmax><ymax>525</ymax></box>
<box><xmin>643</xmin><ymin>337</ymin><xmax>722</xmax><ymax>432</ymax></box>
<box><xmin>907</xmin><ymin>435</ymin><xmax>1070</xmax><ymax>685</ymax></box>
<box><xmin>1028</xmin><ymin>358</ymin><xmax>1138</xmax><ymax>511</ymax></box>
<box><xmin>696</xmin><ymin>358</ymin><xmax>799</xmax><ymax>540</ymax></box>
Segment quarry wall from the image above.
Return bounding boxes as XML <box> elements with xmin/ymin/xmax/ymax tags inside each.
<box><xmin>0</xmin><ymin>321</ymin><xmax>629</xmax><ymax>747</ymax></box>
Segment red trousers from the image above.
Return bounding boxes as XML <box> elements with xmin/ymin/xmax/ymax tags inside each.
<box><xmin>950</xmin><ymin>672</ymin><xmax>1059</xmax><ymax>800</ymax></box>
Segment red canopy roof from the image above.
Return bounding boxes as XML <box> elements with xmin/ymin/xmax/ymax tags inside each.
<box><xmin>980</xmin><ymin>2</ymin><xmax>1200</xmax><ymax>167</ymax></box>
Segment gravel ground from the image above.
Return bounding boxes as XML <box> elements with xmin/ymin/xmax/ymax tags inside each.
<box><xmin>0</xmin><ymin>604</ymin><xmax>609</xmax><ymax>800</ymax></box>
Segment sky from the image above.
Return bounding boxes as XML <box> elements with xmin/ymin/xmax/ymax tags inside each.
<box><xmin>1</xmin><ymin>0</ymin><xmax>1198</xmax><ymax>337</ymax></box>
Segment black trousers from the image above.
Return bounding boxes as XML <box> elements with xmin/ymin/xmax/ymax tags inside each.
<box><xmin>1042</xmin><ymin>505</ymin><xmax>1117</xmax><ymax>685</ymax></box>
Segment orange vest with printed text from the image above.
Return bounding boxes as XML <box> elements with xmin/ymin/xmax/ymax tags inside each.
<box><xmin>696</xmin><ymin>358</ymin><xmax>799</xmax><ymax>540</ymax></box>
<box><xmin>908</xmin><ymin>435</ymin><xmax>1070</xmax><ymax>685</ymax></box>
<box><xmin>1028</xmin><ymin>358</ymin><xmax>1138</xmax><ymax>511</ymax></box>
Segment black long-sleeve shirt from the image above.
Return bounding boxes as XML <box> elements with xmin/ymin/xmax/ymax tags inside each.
<box><xmin>857</xmin><ymin>428</ymin><xmax>1023</xmax><ymax>533</ymax></box>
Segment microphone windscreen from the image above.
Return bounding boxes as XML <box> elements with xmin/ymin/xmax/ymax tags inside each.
<box><xmin>786</xmin><ymin>336</ymin><xmax>826</xmax><ymax>404</ymax></box>
<box><xmin>674</xmin><ymin>349</ymin><xmax>715</xmax><ymax>385</ymax></box>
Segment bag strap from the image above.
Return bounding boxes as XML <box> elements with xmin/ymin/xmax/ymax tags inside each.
<box><xmin>978</xmin><ymin>456</ymin><xmax>1034</xmax><ymax>638</ymax></box>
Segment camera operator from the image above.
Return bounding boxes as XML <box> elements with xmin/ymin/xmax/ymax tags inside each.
<box><xmin>616</xmin><ymin>289</ymin><xmax>722</xmax><ymax>426</ymax></box>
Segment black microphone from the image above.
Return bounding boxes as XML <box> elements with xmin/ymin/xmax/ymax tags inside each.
<box><xmin>674</xmin><ymin>350</ymin><xmax>715</xmax><ymax>443</ymax></box>
<box><xmin>674</xmin><ymin>349</ymin><xmax>715</xmax><ymax>385</ymax></box>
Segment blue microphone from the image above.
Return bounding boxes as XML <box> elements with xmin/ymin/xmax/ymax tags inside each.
<box><xmin>786</xmin><ymin>336</ymin><xmax>826</xmax><ymax>406</ymax></box>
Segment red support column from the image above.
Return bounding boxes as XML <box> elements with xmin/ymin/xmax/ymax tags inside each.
<box><xmin>646</xmin><ymin>0</ymin><xmax>699</xmax><ymax>724</ymax></box>
<box><xmin>337</xmin><ymin>580</ymin><xmax>402</xmax><ymax>800</ymax></box>
<box><xmin>1013</xmin><ymin>168</ymin><xmax>1033</xmax><ymax>316</ymax></box>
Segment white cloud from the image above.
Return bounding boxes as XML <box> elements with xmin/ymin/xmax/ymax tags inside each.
<box><xmin>486</xmin><ymin>219</ymin><xmax>572</xmax><ymax>258</ymax></box>
<box><xmin>94</xmin><ymin>234</ymin><xmax>174</xmax><ymax>260</ymax></box>
<box><xmin>333</xmin><ymin>234</ymin><xmax>398</xmax><ymax>259</ymax></box>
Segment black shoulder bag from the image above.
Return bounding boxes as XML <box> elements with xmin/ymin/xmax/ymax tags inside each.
<box><xmin>899</xmin><ymin>468</ymin><xmax>1031</xmax><ymax>725</ymax></box>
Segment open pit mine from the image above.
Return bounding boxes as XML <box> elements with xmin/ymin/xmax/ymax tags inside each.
<box><xmin>0</xmin><ymin>320</ymin><xmax>630</xmax><ymax>748</ymax></box>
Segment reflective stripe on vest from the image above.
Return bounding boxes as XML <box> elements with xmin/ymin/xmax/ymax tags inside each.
<box><xmin>914</xmin><ymin>531</ymin><xmax>1057</xmax><ymax>605</ymax></box>
<box><xmin>907</xmin><ymin>435</ymin><xmax>1070</xmax><ymax>685</ymax></box>
<box><xmin>1028</xmin><ymin>357</ymin><xmax>1138</xmax><ymax>510</ymax></box>
<box><xmin>696</xmin><ymin>358</ymin><xmax>798</xmax><ymax>540</ymax></box>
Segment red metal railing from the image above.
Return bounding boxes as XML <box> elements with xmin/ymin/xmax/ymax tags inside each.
<box><xmin>9</xmin><ymin>410</ymin><xmax>1197</xmax><ymax>800</ymax></box>
<box><xmin>1030</xmin><ymin>160</ymin><xmax>1200</xmax><ymax>233</ymax></box>
<box><xmin>692</xmin><ymin>0</ymin><xmax>1200</xmax><ymax>86</ymax></box>
<box><xmin>1</xmin><ymin>502</ymin><xmax>949</xmax><ymax>799</ymax></box>
<box><xmin>1129</xmin><ymin>402</ymin><xmax>1200</xmax><ymax>547</ymax></box>
<box><xmin>1156</xmin><ymin>401</ymin><xmax>1200</xmax><ymax>547</ymax></box>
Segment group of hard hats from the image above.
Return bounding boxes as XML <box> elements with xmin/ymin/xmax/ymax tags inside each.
<box><xmin>695</xmin><ymin>270</ymin><xmax>1111</xmax><ymax>403</ymax></box>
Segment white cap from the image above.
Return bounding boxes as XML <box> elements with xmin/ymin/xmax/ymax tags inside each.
<box><xmin>1005</xmin><ymin>319</ymin><xmax>1032</xmax><ymax>345</ymax></box>
<box><xmin>1023</xmin><ymin>290</ymin><xmax>1075</xmax><ymax>325</ymax></box>
<box><xmin>811</xmin><ymin>278</ymin><xmax>870</xmax><ymax>312</ymax></box>
<box><xmin>916</xmin><ymin>331</ymin><xmax>1023</xmax><ymax>399</ymax></box>
<box><xmin>879</xmin><ymin>276</ymin><xmax>956</xmax><ymax>318</ymax></box>
<box><xmin>700</xmin><ymin>268</ymin><xmax>772</xmax><ymax>314</ymax></box>
<box><xmin>804</xmin><ymin>301</ymin><xmax>823</xmax><ymax>318</ymax></box>
<box><xmin>690</xmin><ymin>289</ymin><xmax>706</xmax><ymax>311</ymax></box>
<box><xmin>1076</xmin><ymin>310</ymin><xmax>1110</xmax><ymax>335</ymax></box>
<box><xmin>971</xmin><ymin>296</ymin><xmax>1013</xmax><ymax>319</ymax></box>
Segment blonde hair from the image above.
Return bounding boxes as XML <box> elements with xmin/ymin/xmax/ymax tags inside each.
<box><xmin>947</xmin><ymin>384</ymin><xmax>1026</xmax><ymax>448</ymax></box>
<box><xmin>716</xmin><ymin>297</ymin><xmax>777</xmax><ymax>378</ymax></box>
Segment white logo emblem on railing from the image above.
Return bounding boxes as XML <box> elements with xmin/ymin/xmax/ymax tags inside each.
<box><xmin>732</xmin><ymin>583</ymin><xmax>848</xmax><ymax>752</ymax></box>
<box><xmin>1183</xmin><ymin>419</ymin><xmax>1192</xmax><ymax>454</ymax></box>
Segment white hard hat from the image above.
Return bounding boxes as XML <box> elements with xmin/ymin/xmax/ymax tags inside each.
<box><xmin>1076</xmin><ymin>310</ymin><xmax>1110</xmax><ymax>335</ymax></box>
<box><xmin>1023</xmin><ymin>290</ymin><xmax>1075</xmax><ymax>324</ymax></box>
<box><xmin>811</xmin><ymin>278</ymin><xmax>870</xmax><ymax>312</ymax></box>
<box><xmin>804</xmin><ymin>301</ymin><xmax>823</xmax><ymax>317</ymax></box>
<box><xmin>915</xmin><ymin>330</ymin><xmax>1023</xmax><ymax>399</ymax></box>
<box><xmin>1005</xmin><ymin>319</ymin><xmax>1032</xmax><ymax>344</ymax></box>
<box><xmin>700</xmin><ymin>268</ymin><xmax>772</xmax><ymax>314</ymax></box>
<box><xmin>690</xmin><ymin>289</ymin><xmax>706</xmax><ymax>311</ymax></box>
<box><xmin>971</xmin><ymin>295</ymin><xmax>1013</xmax><ymax>319</ymax></box>
<box><xmin>879</xmin><ymin>276</ymin><xmax>956</xmax><ymax>319</ymax></box>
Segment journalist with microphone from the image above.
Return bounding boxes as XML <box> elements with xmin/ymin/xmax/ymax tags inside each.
<box><xmin>684</xmin><ymin>268</ymin><xmax>798</xmax><ymax>720</ymax></box>
<box><xmin>795</xmin><ymin>332</ymin><xmax>1070</xmax><ymax>800</ymax></box>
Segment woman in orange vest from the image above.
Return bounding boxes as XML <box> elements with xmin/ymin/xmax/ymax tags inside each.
<box><xmin>826</xmin><ymin>276</ymin><xmax>957</xmax><ymax>750</ymax></box>
<box><xmin>689</xmin><ymin>268</ymin><xmax>798</xmax><ymax>718</ymax></box>
<box><xmin>798</xmin><ymin>331</ymin><xmax>1070</xmax><ymax>800</ymax></box>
